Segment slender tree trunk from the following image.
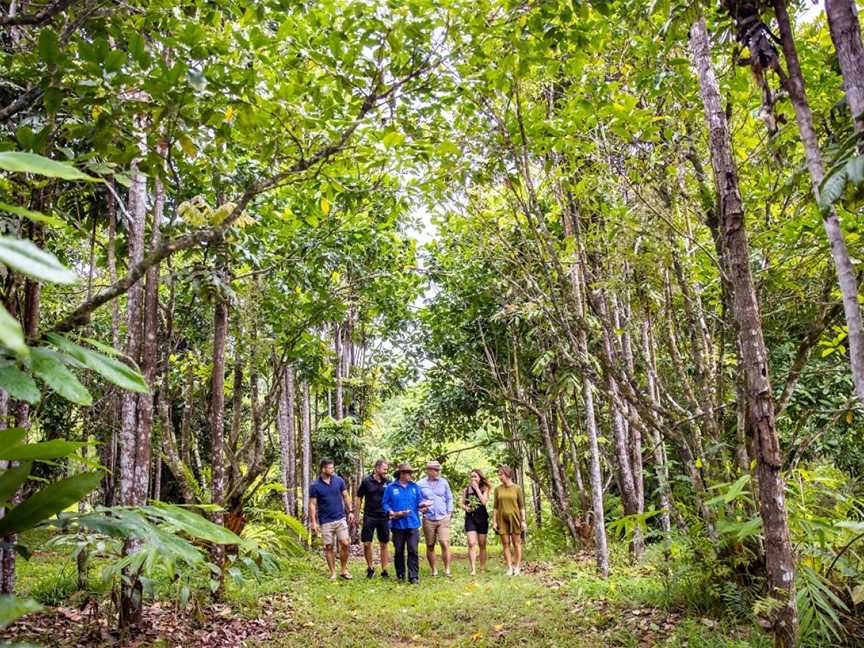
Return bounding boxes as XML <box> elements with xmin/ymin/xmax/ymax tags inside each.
<box><xmin>825</xmin><ymin>0</ymin><xmax>864</xmax><ymax>132</ymax></box>
<box><xmin>210</xmin><ymin>287</ymin><xmax>228</xmax><ymax>599</ymax></box>
<box><xmin>642</xmin><ymin>319</ymin><xmax>672</xmax><ymax>534</ymax></box>
<box><xmin>103</xmin><ymin>185</ymin><xmax>120</xmax><ymax>507</ymax></box>
<box><xmin>279</xmin><ymin>366</ymin><xmax>297</xmax><ymax>516</ymax></box>
<box><xmin>538</xmin><ymin>412</ymin><xmax>579</xmax><ymax>543</ymax></box>
<box><xmin>301</xmin><ymin>380</ymin><xmax>312</xmax><ymax>526</ymax></box>
<box><xmin>334</xmin><ymin>324</ymin><xmax>344</xmax><ymax>420</ymax></box>
<box><xmin>690</xmin><ymin>16</ymin><xmax>798</xmax><ymax>645</ymax></box>
<box><xmin>773</xmin><ymin>0</ymin><xmax>864</xmax><ymax>408</ymax></box>
<box><xmin>119</xmin><ymin>136</ymin><xmax>148</xmax><ymax>629</ymax></box>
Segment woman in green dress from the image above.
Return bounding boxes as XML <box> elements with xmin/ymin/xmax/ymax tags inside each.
<box><xmin>492</xmin><ymin>465</ymin><xmax>526</xmax><ymax>576</ymax></box>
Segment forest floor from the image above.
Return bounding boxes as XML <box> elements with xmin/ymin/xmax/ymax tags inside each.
<box><xmin>2</xmin><ymin>531</ymin><xmax>771</xmax><ymax>647</ymax></box>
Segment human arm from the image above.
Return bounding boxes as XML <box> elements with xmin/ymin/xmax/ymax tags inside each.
<box><xmin>461</xmin><ymin>488</ymin><xmax>471</xmax><ymax>512</ymax></box>
<box><xmin>308</xmin><ymin>498</ymin><xmax>319</xmax><ymax>534</ymax></box>
<box><xmin>491</xmin><ymin>487</ymin><xmax>498</xmax><ymax>532</ymax></box>
<box><xmin>444</xmin><ymin>480</ymin><xmax>454</xmax><ymax>516</ymax></box>
<box><xmin>341</xmin><ymin>484</ymin><xmax>355</xmax><ymax>525</ymax></box>
<box><xmin>518</xmin><ymin>486</ymin><xmax>527</xmax><ymax>531</ymax></box>
<box><xmin>477</xmin><ymin>486</ymin><xmax>490</xmax><ymax>506</ymax></box>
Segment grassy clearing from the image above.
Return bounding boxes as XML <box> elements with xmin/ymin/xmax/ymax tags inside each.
<box><xmin>8</xmin><ymin>529</ymin><xmax>771</xmax><ymax>647</ymax></box>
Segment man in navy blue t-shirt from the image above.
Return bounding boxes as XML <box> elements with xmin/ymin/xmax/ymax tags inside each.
<box><xmin>309</xmin><ymin>458</ymin><xmax>355</xmax><ymax>580</ymax></box>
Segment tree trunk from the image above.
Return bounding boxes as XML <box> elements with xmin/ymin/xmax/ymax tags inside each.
<box><xmin>773</xmin><ymin>0</ymin><xmax>864</xmax><ymax>409</ymax></box>
<box><xmin>279</xmin><ymin>366</ymin><xmax>297</xmax><ymax>516</ymax></box>
<box><xmin>119</xmin><ymin>138</ymin><xmax>148</xmax><ymax>629</ymax></box>
<box><xmin>334</xmin><ymin>324</ymin><xmax>344</xmax><ymax>420</ymax></box>
<box><xmin>103</xmin><ymin>184</ymin><xmax>120</xmax><ymax>507</ymax></box>
<box><xmin>690</xmin><ymin>16</ymin><xmax>798</xmax><ymax>645</ymax></box>
<box><xmin>825</xmin><ymin>0</ymin><xmax>864</xmax><ymax>132</ymax></box>
<box><xmin>642</xmin><ymin>319</ymin><xmax>673</xmax><ymax>534</ymax></box>
<box><xmin>209</xmin><ymin>288</ymin><xmax>228</xmax><ymax>599</ymax></box>
<box><xmin>301</xmin><ymin>380</ymin><xmax>312</xmax><ymax>526</ymax></box>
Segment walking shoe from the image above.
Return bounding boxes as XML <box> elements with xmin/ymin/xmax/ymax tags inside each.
<box><xmin>409</xmin><ymin>578</ymin><xmax>419</xmax><ymax>585</ymax></box>
<box><xmin>366</xmin><ymin>567</ymin><xmax>375</xmax><ymax>579</ymax></box>
<box><xmin>380</xmin><ymin>570</ymin><xmax>390</xmax><ymax>579</ymax></box>
<box><xmin>445</xmin><ymin>570</ymin><xmax>452</xmax><ymax>578</ymax></box>
<box><xmin>506</xmin><ymin>567</ymin><xmax>514</xmax><ymax>576</ymax></box>
<box><xmin>513</xmin><ymin>566</ymin><xmax>521</xmax><ymax>576</ymax></box>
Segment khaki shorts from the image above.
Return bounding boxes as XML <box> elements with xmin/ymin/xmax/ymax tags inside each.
<box><xmin>422</xmin><ymin>516</ymin><xmax>451</xmax><ymax>546</ymax></box>
<box><xmin>320</xmin><ymin>518</ymin><xmax>349</xmax><ymax>546</ymax></box>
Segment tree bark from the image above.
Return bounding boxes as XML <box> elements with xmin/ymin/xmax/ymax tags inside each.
<box><xmin>209</xmin><ymin>283</ymin><xmax>228</xmax><ymax>599</ymax></box>
<box><xmin>279</xmin><ymin>366</ymin><xmax>297</xmax><ymax>516</ymax></box>
<box><xmin>690</xmin><ymin>16</ymin><xmax>798</xmax><ymax>645</ymax></box>
<box><xmin>773</xmin><ymin>0</ymin><xmax>864</xmax><ymax>409</ymax></box>
<box><xmin>825</xmin><ymin>0</ymin><xmax>864</xmax><ymax>132</ymax></box>
<box><xmin>119</xmin><ymin>136</ymin><xmax>148</xmax><ymax>629</ymax></box>
<box><xmin>301</xmin><ymin>380</ymin><xmax>312</xmax><ymax>526</ymax></box>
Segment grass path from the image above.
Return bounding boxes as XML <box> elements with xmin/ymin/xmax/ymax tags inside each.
<box><xmin>238</xmin><ymin>549</ymin><xmax>767</xmax><ymax>648</ymax></box>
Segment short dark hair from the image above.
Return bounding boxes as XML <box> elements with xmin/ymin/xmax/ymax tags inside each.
<box><xmin>374</xmin><ymin>458</ymin><xmax>387</xmax><ymax>469</ymax></box>
<box><xmin>319</xmin><ymin>458</ymin><xmax>334</xmax><ymax>471</ymax></box>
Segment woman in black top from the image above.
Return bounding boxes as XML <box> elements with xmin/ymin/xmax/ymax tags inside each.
<box><xmin>461</xmin><ymin>469</ymin><xmax>491</xmax><ymax>576</ymax></box>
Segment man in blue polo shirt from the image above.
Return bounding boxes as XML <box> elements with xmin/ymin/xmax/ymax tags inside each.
<box><xmin>381</xmin><ymin>463</ymin><xmax>429</xmax><ymax>584</ymax></box>
<box><xmin>308</xmin><ymin>458</ymin><xmax>355</xmax><ymax>580</ymax></box>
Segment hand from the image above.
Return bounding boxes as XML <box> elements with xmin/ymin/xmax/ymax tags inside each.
<box><xmin>492</xmin><ymin>521</ymin><xmax>498</xmax><ymax>532</ymax></box>
<box><xmin>521</xmin><ymin>521</ymin><xmax>527</xmax><ymax>532</ymax></box>
<box><xmin>389</xmin><ymin>511</ymin><xmax>398</xmax><ymax>520</ymax></box>
<box><xmin>312</xmin><ymin>523</ymin><xmax>320</xmax><ymax>536</ymax></box>
<box><xmin>348</xmin><ymin>512</ymin><xmax>355</xmax><ymax>525</ymax></box>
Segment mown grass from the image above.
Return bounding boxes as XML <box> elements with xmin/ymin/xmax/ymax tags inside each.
<box><xmin>10</xmin><ymin>527</ymin><xmax>771</xmax><ymax>647</ymax></box>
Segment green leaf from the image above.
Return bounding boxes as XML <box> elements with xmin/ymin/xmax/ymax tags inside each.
<box><xmin>31</xmin><ymin>348</ymin><xmax>92</xmax><ymax>405</ymax></box>
<box><xmin>143</xmin><ymin>503</ymin><xmax>244</xmax><ymax>546</ymax></box>
<box><xmin>0</xmin><ymin>366</ymin><xmax>40</xmax><ymax>404</ymax></box>
<box><xmin>0</xmin><ymin>439</ymin><xmax>85</xmax><ymax>461</ymax></box>
<box><xmin>0</xmin><ymin>429</ymin><xmax>27</xmax><ymax>457</ymax></box>
<box><xmin>819</xmin><ymin>167</ymin><xmax>847</xmax><ymax>211</ymax></box>
<box><xmin>0</xmin><ymin>462</ymin><xmax>32</xmax><ymax>508</ymax></box>
<box><xmin>0</xmin><ymin>471</ymin><xmax>101</xmax><ymax>536</ymax></box>
<box><xmin>0</xmin><ymin>202</ymin><xmax>65</xmax><ymax>227</ymax></box>
<box><xmin>0</xmin><ymin>595</ymin><xmax>41</xmax><ymax>627</ymax></box>
<box><xmin>0</xmin><ymin>152</ymin><xmax>99</xmax><ymax>182</ymax></box>
<box><xmin>37</xmin><ymin>28</ymin><xmax>59</xmax><ymax>64</ymax></box>
<box><xmin>0</xmin><ymin>237</ymin><xmax>77</xmax><ymax>284</ymax></box>
<box><xmin>46</xmin><ymin>334</ymin><xmax>148</xmax><ymax>394</ymax></box>
<box><xmin>0</xmin><ymin>307</ymin><xmax>28</xmax><ymax>359</ymax></box>
<box><xmin>847</xmin><ymin>155</ymin><xmax>864</xmax><ymax>187</ymax></box>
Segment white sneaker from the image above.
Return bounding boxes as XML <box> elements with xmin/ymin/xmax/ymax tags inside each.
<box><xmin>513</xmin><ymin>566</ymin><xmax>521</xmax><ymax>576</ymax></box>
<box><xmin>506</xmin><ymin>567</ymin><xmax>514</xmax><ymax>576</ymax></box>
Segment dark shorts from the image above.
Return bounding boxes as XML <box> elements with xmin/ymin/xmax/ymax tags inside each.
<box><xmin>361</xmin><ymin>516</ymin><xmax>390</xmax><ymax>543</ymax></box>
<box><xmin>465</xmin><ymin>513</ymin><xmax>489</xmax><ymax>535</ymax></box>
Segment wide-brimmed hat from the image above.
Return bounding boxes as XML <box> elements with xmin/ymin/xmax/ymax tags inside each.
<box><xmin>394</xmin><ymin>462</ymin><xmax>414</xmax><ymax>476</ymax></box>
<box><xmin>426</xmin><ymin>460</ymin><xmax>442</xmax><ymax>470</ymax></box>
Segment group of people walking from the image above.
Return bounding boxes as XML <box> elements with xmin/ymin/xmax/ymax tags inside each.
<box><xmin>308</xmin><ymin>458</ymin><xmax>527</xmax><ymax>583</ymax></box>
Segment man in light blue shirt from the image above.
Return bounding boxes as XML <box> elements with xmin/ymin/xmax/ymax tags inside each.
<box><xmin>417</xmin><ymin>460</ymin><xmax>454</xmax><ymax>577</ymax></box>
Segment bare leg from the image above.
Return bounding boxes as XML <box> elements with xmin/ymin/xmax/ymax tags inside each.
<box><xmin>339</xmin><ymin>539</ymin><xmax>351</xmax><ymax>576</ymax></box>
<box><xmin>478</xmin><ymin>534</ymin><xmax>487</xmax><ymax>572</ymax></box>
<box><xmin>379</xmin><ymin>541</ymin><xmax>389</xmax><ymax>572</ymax></box>
<box><xmin>426</xmin><ymin>544</ymin><xmax>437</xmax><ymax>575</ymax></box>
<box><xmin>501</xmin><ymin>535</ymin><xmax>512</xmax><ymax>572</ymax></box>
<box><xmin>466</xmin><ymin>531</ymin><xmax>478</xmax><ymax>575</ymax></box>
<box><xmin>441</xmin><ymin>539</ymin><xmax>452</xmax><ymax>575</ymax></box>
<box><xmin>512</xmin><ymin>534</ymin><xmax>522</xmax><ymax>573</ymax></box>
<box><xmin>363</xmin><ymin>542</ymin><xmax>373</xmax><ymax>569</ymax></box>
<box><xmin>324</xmin><ymin>545</ymin><xmax>336</xmax><ymax>578</ymax></box>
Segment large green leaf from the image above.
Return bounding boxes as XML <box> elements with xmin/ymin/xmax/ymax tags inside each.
<box><xmin>819</xmin><ymin>167</ymin><xmax>847</xmax><ymax>212</ymax></box>
<box><xmin>0</xmin><ymin>365</ymin><xmax>40</xmax><ymax>404</ymax></box>
<box><xmin>0</xmin><ymin>202</ymin><xmax>65</xmax><ymax>228</ymax></box>
<box><xmin>143</xmin><ymin>503</ymin><xmax>245</xmax><ymax>546</ymax></box>
<box><xmin>0</xmin><ymin>471</ymin><xmax>101</xmax><ymax>535</ymax></box>
<box><xmin>0</xmin><ymin>462</ymin><xmax>32</xmax><ymax>508</ymax></box>
<box><xmin>0</xmin><ymin>595</ymin><xmax>41</xmax><ymax>627</ymax></box>
<box><xmin>0</xmin><ymin>151</ymin><xmax>99</xmax><ymax>182</ymax></box>
<box><xmin>0</xmin><ymin>237</ymin><xmax>77</xmax><ymax>285</ymax></box>
<box><xmin>46</xmin><ymin>334</ymin><xmax>148</xmax><ymax>394</ymax></box>
<box><xmin>0</xmin><ymin>429</ymin><xmax>27</xmax><ymax>457</ymax></box>
<box><xmin>30</xmin><ymin>347</ymin><xmax>92</xmax><ymax>405</ymax></box>
<box><xmin>0</xmin><ymin>308</ymin><xmax>28</xmax><ymax>359</ymax></box>
<box><xmin>1</xmin><ymin>439</ymin><xmax>85</xmax><ymax>461</ymax></box>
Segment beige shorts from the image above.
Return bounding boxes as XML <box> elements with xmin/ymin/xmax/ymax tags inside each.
<box><xmin>422</xmin><ymin>516</ymin><xmax>451</xmax><ymax>546</ymax></box>
<box><xmin>320</xmin><ymin>518</ymin><xmax>349</xmax><ymax>546</ymax></box>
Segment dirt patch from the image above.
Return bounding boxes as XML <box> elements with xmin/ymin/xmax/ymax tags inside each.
<box><xmin>0</xmin><ymin>597</ymin><xmax>282</xmax><ymax>647</ymax></box>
